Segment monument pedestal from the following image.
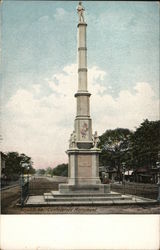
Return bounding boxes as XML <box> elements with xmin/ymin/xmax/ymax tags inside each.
<box><xmin>58</xmin><ymin>148</ymin><xmax>110</xmax><ymax>194</ymax></box>
<box><xmin>67</xmin><ymin>148</ymin><xmax>101</xmax><ymax>185</ymax></box>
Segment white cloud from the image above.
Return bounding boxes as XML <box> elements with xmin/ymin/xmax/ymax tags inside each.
<box><xmin>54</xmin><ymin>8</ymin><xmax>67</xmax><ymax>20</ymax></box>
<box><xmin>2</xmin><ymin>64</ymin><xmax>159</xmax><ymax>168</ymax></box>
<box><xmin>38</xmin><ymin>16</ymin><xmax>50</xmax><ymax>22</ymax></box>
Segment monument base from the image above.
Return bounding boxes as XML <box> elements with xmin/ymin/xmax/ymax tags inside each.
<box><xmin>43</xmin><ymin>146</ymin><xmax>111</xmax><ymax>203</ymax></box>
<box><xmin>50</xmin><ymin>147</ymin><xmax>111</xmax><ymax>199</ymax></box>
<box><xmin>59</xmin><ymin>183</ymin><xmax>110</xmax><ymax>194</ymax></box>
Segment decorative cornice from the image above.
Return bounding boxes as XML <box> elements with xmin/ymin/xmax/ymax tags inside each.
<box><xmin>78</xmin><ymin>47</ymin><xmax>87</xmax><ymax>51</ymax></box>
<box><xmin>77</xmin><ymin>22</ymin><xmax>87</xmax><ymax>27</ymax></box>
<box><xmin>76</xmin><ymin>115</ymin><xmax>91</xmax><ymax>118</ymax></box>
<box><xmin>67</xmin><ymin>148</ymin><xmax>101</xmax><ymax>154</ymax></box>
<box><xmin>78</xmin><ymin>68</ymin><xmax>87</xmax><ymax>73</ymax></box>
<box><xmin>75</xmin><ymin>92</ymin><xmax>91</xmax><ymax>97</ymax></box>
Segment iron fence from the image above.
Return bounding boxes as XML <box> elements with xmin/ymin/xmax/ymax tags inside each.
<box><xmin>111</xmin><ymin>182</ymin><xmax>158</xmax><ymax>200</ymax></box>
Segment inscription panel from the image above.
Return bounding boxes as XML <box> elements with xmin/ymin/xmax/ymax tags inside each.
<box><xmin>77</xmin><ymin>154</ymin><xmax>92</xmax><ymax>178</ymax></box>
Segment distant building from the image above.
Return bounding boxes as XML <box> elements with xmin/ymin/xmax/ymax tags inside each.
<box><xmin>133</xmin><ymin>166</ymin><xmax>159</xmax><ymax>184</ymax></box>
<box><xmin>124</xmin><ymin>170</ymin><xmax>134</xmax><ymax>182</ymax></box>
<box><xmin>99</xmin><ymin>164</ymin><xmax>159</xmax><ymax>184</ymax></box>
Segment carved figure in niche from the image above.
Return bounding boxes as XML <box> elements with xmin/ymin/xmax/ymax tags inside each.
<box><xmin>70</xmin><ymin>130</ymin><xmax>77</xmax><ymax>148</ymax></box>
<box><xmin>80</xmin><ymin>122</ymin><xmax>88</xmax><ymax>138</ymax></box>
<box><xmin>69</xmin><ymin>133</ymin><xmax>72</xmax><ymax>148</ymax></box>
<box><xmin>77</xmin><ymin>1</ymin><xmax>85</xmax><ymax>23</ymax></box>
<box><xmin>93</xmin><ymin>131</ymin><xmax>100</xmax><ymax>148</ymax></box>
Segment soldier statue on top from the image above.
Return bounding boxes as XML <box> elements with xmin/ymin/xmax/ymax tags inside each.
<box><xmin>77</xmin><ymin>1</ymin><xmax>85</xmax><ymax>23</ymax></box>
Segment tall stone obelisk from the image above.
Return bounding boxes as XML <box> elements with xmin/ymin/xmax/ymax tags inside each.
<box><xmin>42</xmin><ymin>2</ymin><xmax>142</xmax><ymax>204</ymax></box>
<box><xmin>75</xmin><ymin>2</ymin><xmax>93</xmax><ymax>150</ymax></box>
<box><xmin>42</xmin><ymin>2</ymin><xmax>140</xmax><ymax>203</ymax></box>
<box><xmin>59</xmin><ymin>2</ymin><xmax>109</xmax><ymax>193</ymax></box>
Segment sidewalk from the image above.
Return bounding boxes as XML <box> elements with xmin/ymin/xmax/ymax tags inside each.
<box><xmin>1</xmin><ymin>180</ymin><xmax>20</xmax><ymax>191</ymax></box>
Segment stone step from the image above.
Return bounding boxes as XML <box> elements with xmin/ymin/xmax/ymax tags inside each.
<box><xmin>41</xmin><ymin>199</ymin><xmax>140</xmax><ymax>205</ymax></box>
<box><xmin>25</xmin><ymin>195</ymin><xmax>157</xmax><ymax>206</ymax></box>
<box><xmin>44</xmin><ymin>194</ymin><xmax>132</xmax><ymax>202</ymax></box>
<box><xmin>50</xmin><ymin>191</ymin><xmax>122</xmax><ymax>197</ymax></box>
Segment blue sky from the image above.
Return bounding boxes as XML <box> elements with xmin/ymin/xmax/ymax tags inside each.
<box><xmin>2</xmin><ymin>1</ymin><xmax>159</xmax><ymax>98</ymax></box>
<box><xmin>1</xmin><ymin>1</ymin><xmax>159</xmax><ymax>168</ymax></box>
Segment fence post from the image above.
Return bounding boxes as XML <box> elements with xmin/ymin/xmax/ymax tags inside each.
<box><xmin>157</xmin><ymin>173</ymin><xmax>160</xmax><ymax>202</ymax></box>
<box><xmin>20</xmin><ymin>175</ymin><xmax>29</xmax><ymax>207</ymax></box>
<box><xmin>123</xmin><ymin>180</ymin><xmax>125</xmax><ymax>195</ymax></box>
<box><xmin>134</xmin><ymin>182</ymin><xmax>137</xmax><ymax>196</ymax></box>
<box><xmin>20</xmin><ymin>174</ymin><xmax>24</xmax><ymax>207</ymax></box>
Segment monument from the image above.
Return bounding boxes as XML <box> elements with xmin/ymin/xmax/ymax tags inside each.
<box><xmin>42</xmin><ymin>2</ymin><xmax>137</xmax><ymax>204</ymax></box>
<box><xmin>58</xmin><ymin>1</ymin><xmax>110</xmax><ymax>194</ymax></box>
<box><xmin>42</xmin><ymin>2</ymin><xmax>141</xmax><ymax>205</ymax></box>
<box><xmin>25</xmin><ymin>2</ymin><xmax>157</xmax><ymax>206</ymax></box>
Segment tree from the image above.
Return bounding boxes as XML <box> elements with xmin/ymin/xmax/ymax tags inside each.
<box><xmin>36</xmin><ymin>169</ymin><xmax>46</xmax><ymax>175</ymax></box>
<box><xmin>98</xmin><ymin>120</ymin><xmax>160</xmax><ymax>178</ymax></box>
<box><xmin>98</xmin><ymin>128</ymin><xmax>133</xmax><ymax>178</ymax></box>
<box><xmin>19</xmin><ymin>153</ymin><xmax>33</xmax><ymax>174</ymax></box>
<box><xmin>4</xmin><ymin>152</ymin><xmax>20</xmax><ymax>179</ymax></box>
<box><xmin>45</xmin><ymin>167</ymin><xmax>53</xmax><ymax>176</ymax></box>
<box><xmin>131</xmin><ymin>119</ymin><xmax>160</xmax><ymax>169</ymax></box>
<box><xmin>3</xmin><ymin>152</ymin><xmax>34</xmax><ymax>180</ymax></box>
<box><xmin>52</xmin><ymin>163</ymin><xmax>68</xmax><ymax>177</ymax></box>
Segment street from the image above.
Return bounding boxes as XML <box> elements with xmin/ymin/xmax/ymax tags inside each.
<box><xmin>1</xmin><ymin>176</ymin><xmax>160</xmax><ymax>214</ymax></box>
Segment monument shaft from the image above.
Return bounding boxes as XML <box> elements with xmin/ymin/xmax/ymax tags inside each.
<box><xmin>78</xmin><ymin>23</ymin><xmax>87</xmax><ymax>91</ymax></box>
<box><xmin>75</xmin><ymin>22</ymin><xmax>92</xmax><ymax>149</ymax></box>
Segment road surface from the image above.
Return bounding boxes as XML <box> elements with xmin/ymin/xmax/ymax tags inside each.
<box><xmin>1</xmin><ymin>176</ymin><xmax>160</xmax><ymax>214</ymax></box>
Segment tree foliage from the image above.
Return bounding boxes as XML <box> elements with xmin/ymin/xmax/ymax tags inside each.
<box><xmin>45</xmin><ymin>167</ymin><xmax>53</xmax><ymax>176</ymax></box>
<box><xmin>36</xmin><ymin>169</ymin><xmax>46</xmax><ymax>175</ymax></box>
<box><xmin>3</xmin><ymin>152</ymin><xmax>35</xmax><ymax>179</ymax></box>
<box><xmin>52</xmin><ymin>163</ymin><xmax>68</xmax><ymax>177</ymax></box>
<box><xmin>99</xmin><ymin>128</ymin><xmax>132</xmax><ymax>175</ymax></box>
<box><xmin>98</xmin><ymin>120</ymin><xmax>160</xmax><ymax>172</ymax></box>
<box><xmin>131</xmin><ymin>119</ymin><xmax>160</xmax><ymax>168</ymax></box>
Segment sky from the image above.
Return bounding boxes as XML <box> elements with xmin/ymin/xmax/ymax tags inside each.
<box><xmin>0</xmin><ymin>1</ymin><xmax>159</xmax><ymax>169</ymax></box>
